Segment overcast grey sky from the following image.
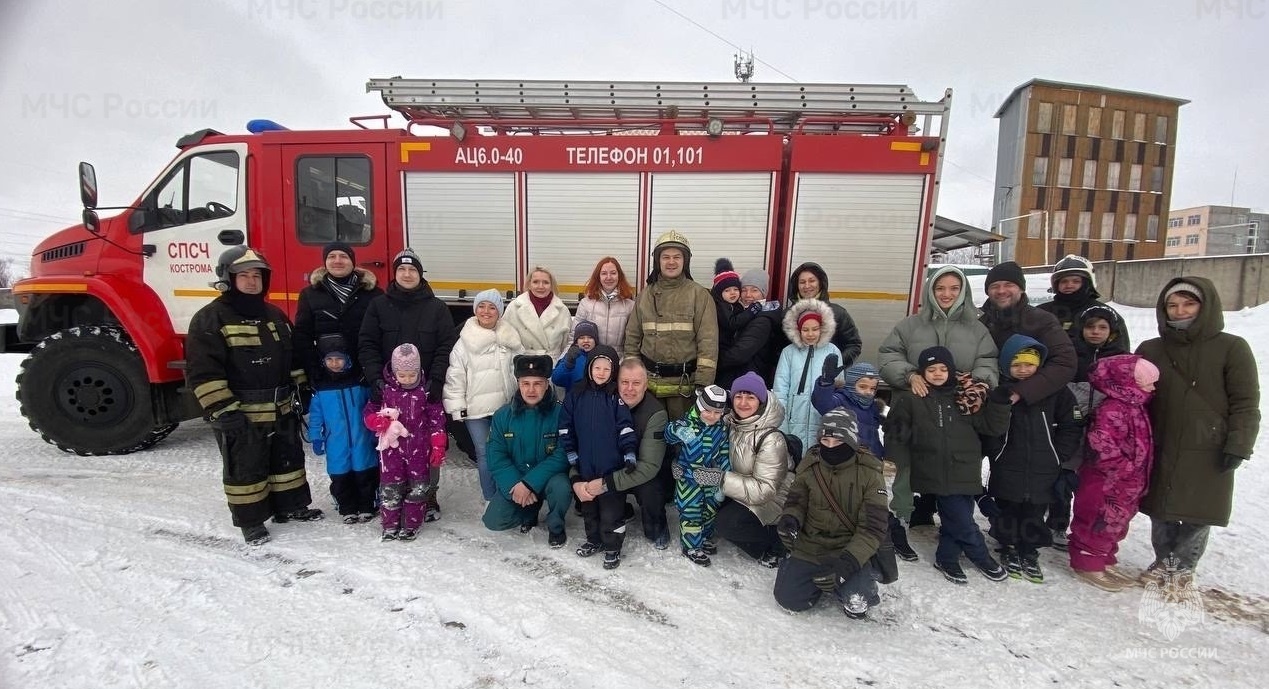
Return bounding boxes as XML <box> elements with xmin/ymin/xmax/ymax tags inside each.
<box><xmin>1</xmin><ymin>0</ymin><xmax>1264</xmax><ymax>269</ymax></box>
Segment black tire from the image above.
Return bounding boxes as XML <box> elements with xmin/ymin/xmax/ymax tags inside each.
<box><xmin>16</xmin><ymin>325</ymin><xmax>160</xmax><ymax>456</ymax></box>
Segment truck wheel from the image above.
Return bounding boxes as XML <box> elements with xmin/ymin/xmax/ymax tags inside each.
<box><xmin>15</xmin><ymin>325</ymin><xmax>159</xmax><ymax>456</ymax></box>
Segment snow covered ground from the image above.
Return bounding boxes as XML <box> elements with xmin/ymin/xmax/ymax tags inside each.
<box><xmin>2</xmin><ymin>303</ymin><xmax>1266</xmax><ymax>689</ymax></box>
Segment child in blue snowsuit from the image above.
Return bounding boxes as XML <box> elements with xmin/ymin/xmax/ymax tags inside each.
<box><xmin>665</xmin><ymin>385</ymin><xmax>732</xmax><ymax>567</ymax></box>
<box><xmin>307</xmin><ymin>333</ymin><xmax>379</xmax><ymax>523</ymax></box>
<box><xmin>558</xmin><ymin>345</ymin><xmax>638</xmax><ymax>569</ymax></box>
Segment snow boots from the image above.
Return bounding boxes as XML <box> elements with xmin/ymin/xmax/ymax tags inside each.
<box><xmin>241</xmin><ymin>524</ymin><xmax>270</xmax><ymax>546</ymax></box>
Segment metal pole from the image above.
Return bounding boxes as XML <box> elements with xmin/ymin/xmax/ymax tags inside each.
<box><xmin>1043</xmin><ymin>212</ymin><xmax>1050</xmax><ymax>266</ymax></box>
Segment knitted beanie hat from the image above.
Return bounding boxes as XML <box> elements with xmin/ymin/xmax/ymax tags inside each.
<box><xmin>390</xmin><ymin>343</ymin><xmax>421</xmax><ymax>388</ymax></box>
<box><xmin>712</xmin><ymin>258</ymin><xmax>742</xmax><ymax>295</ymax></box>
<box><xmin>322</xmin><ymin>241</ymin><xmax>356</xmax><ymax>264</ymax></box>
<box><xmin>917</xmin><ymin>346</ymin><xmax>957</xmax><ymax>376</ymax></box>
<box><xmin>392</xmin><ymin>248</ymin><xmax>424</xmax><ymax>273</ymax></box>
<box><xmin>1164</xmin><ymin>281</ymin><xmax>1204</xmax><ymax>303</ymax></box>
<box><xmin>985</xmin><ymin>261</ymin><xmax>1026</xmax><ymax>291</ymax></box>
<box><xmin>819</xmin><ymin>407</ymin><xmax>860</xmax><ymax>451</ymax></box>
<box><xmin>730</xmin><ymin>371</ymin><xmax>768</xmax><ymax>404</ymax></box>
<box><xmin>1133</xmin><ymin>357</ymin><xmax>1160</xmax><ymax>392</ymax></box>
<box><xmin>696</xmin><ymin>385</ymin><xmax>728</xmax><ymax>414</ymax></box>
<box><xmin>844</xmin><ymin>362</ymin><xmax>880</xmax><ymax>391</ymax></box>
<box><xmin>573</xmin><ymin>320</ymin><xmax>600</xmax><ymax>344</ymax></box>
<box><xmin>741</xmin><ymin>267</ymin><xmax>769</xmax><ymax>296</ymax></box>
<box><xmin>1012</xmin><ymin>348</ymin><xmax>1042</xmax><ymax>368</ymax></box>
<box><xmin>797</xmin><ymin>310</ymin><xmax>823</xmax><ymax>329</ymax></box>
<box><xmin>472</xmin><ymin>288</ymin><xmax>505</xmax><ymax>317</ymax></box>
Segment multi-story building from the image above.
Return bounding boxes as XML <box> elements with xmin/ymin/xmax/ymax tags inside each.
<box><xmin>1165</xmin><ymin>205</ymin><xmax>1268</xmax><ymax>257</ymax></box>
<box><xmin>992</xmin><ymin>79</ymin><xmax>1188</xmax><ymax>266</ymax></box>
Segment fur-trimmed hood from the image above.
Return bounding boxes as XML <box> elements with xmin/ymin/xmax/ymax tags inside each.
<box><xmin>309</xmin><ymin>266</ymin><xmax>379</xmax><ymax>291</ymax></box>
<box><xmin>782</xmin><ymin>298</ymin><xmax>836</xmax><ymax>348</ymax></box>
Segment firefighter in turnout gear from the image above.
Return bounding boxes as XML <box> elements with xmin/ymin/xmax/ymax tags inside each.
<box><xmin>623</xmin><ymin>230</ymin><xmax>720</xmax><ymax>420</ymax></box>
<box><xmin>186</xmin><ymin>247</ymin><xmax>324</xmax><ymax>545</ymax></box>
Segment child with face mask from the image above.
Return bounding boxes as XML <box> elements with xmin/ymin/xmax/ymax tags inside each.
<box><xmin>885</xmin><ymin>346</ymin><xmax>1011</xmax><ymax>585</ymax></box>
<box><xmin>811</xmin><ymin>360</ymin><xmax>917</xmax><ymax>562</ymax></box>
<box><xmin>774</xmin><ymin>408</ymin><xmax>889</xmax><ymax>619</ymax></box>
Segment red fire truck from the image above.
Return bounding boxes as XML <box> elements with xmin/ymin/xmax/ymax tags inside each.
<box><xmin>7</xmin><ymin>77</ymin><xmax>951</xmax><ymax>455</ymax></box>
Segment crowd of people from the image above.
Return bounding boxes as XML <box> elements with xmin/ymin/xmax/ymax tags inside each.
<box><xmin>184</xmin><ymin>233</ymin><xmax>1260</xmax><ymax>619</ymax></box>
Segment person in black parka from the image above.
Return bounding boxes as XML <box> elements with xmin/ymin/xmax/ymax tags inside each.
<box><xmin>359</xmin><ymin>248</ymin><xmax>459</xmax><ymax>520</ymax></box>
<box><xmin>786</xmin><ymin>262</ymin><xmax>863</xmax><ymax>367</ymax></box>
<box><xmin>1037</xmin><ymin>254</ymin><xmax>1131</xmax><ymax>349</ymax></box>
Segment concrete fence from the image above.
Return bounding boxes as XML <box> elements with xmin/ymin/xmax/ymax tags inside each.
<box><xmin>1024</xmin><ymin>254</ymin><xmax>1269</xmax><ymax>310</ymax></box>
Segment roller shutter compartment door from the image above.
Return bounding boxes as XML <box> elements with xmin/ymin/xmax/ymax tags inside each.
<box><xmin>403</xmin><ymin>172</ymin><xmax>517</xmax><ymax>299</ymax></box>
<box><xmin>525</xmin><ymin>173</ymin><xmax>640</xmax><ymax>302</ymax></box>
<box><xmin>787</xmin><ymin>173</ymin><xmax>926</xmax><ymax>364</ymax></box>
<box><xmin>649</xmin><ymin>172</ymin><xmax>775</xmax><ymax>289</ymax></box>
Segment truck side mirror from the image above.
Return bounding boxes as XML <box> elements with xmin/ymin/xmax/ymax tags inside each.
<box><xmin>82</xmin><ymin>209</ymin><xmax>101</xmax><ymax>235</ymax></box>
<box><xmin>128</xmin><ymin>209</ymin><xmax>148</xmax><ymax>233</ymax></box>
<box><xmin>78</xmin><ymin>162</ymin><xmax>98</xmax><ymax>209</ymax></box>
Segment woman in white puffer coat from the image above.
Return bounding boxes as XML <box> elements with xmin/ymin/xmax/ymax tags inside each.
<box><xmin>444</xmin><ymin>289</ymin><xmax>525</xmax><ymax>500</ymax></box>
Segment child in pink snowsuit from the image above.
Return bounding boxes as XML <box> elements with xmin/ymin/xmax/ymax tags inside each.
<box><xmin>1069</xmin><ymin>354</ymin><xmax>1159</xmax><ymax>589</ymax></box>
<box><xmin>364</xmin><ymin>343</ymin><xmax>448</xmax><ymax>541</ymax></box>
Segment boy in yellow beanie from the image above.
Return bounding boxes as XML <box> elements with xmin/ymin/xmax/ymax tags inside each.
<box><xmin>983</xmin><ymin>334</ymin><xmax>1080</xmax><ymax>583</ymax></box>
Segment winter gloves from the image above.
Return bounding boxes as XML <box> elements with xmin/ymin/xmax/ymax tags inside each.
<box><xmin>623</xmin><ymin>452</ymin><xmax>638</xmax><ymax>473</ymax></box>
<box><xmin>311</xmin><ymin>438</ymin><xmax>326</xmax><ymax>456</ymax></box>
<box><xmin>1222</xmin><ymin>453</ymin><xmax>1245</xmax><ymax>472</ymax></box>
<box><xmin>693</xmin><ymin>467</ymin><xmax>725</xmax><ymax>487</ymax></box>
<box><xmin>821</xmin><ymin>353</ymin><xmax>844</xmax><ymax>383</ymax></box>
<box><xmin>670</xmin><ymin>463</ymin><xmax>723</xmax><ymax>487</ymax></box>
<box><xmin>823</xmin><ymin>552</ymin><xmax>862</xmax><ymax>584</ymax></box>
<box><xmin>427</xmin><ymin>379</ymin><xmax>444</xmax><ymax>405</ymax></box>
<box><xmin>371</xmin><ymin>378</ymin><xmax>387</xmax><ymax>403</ymax></box>
<box><xmin>988</xmin><ymin>384</ymin><xmax>1014</xmax><ymax>405</ymax></box>
<box><xmin>776</xmin><ymin>515</ymin><xmax>800</xmax><ymax>547</ymax></box>
<box><xmin>1054</xmin><ymin>468</ymin><xmax>1079</xmax><ymax>495</ymax></box>
<box><xmin>564</xmin><ymin>345</ymin><xmax>582</xmax><ymax>366</ymax></box>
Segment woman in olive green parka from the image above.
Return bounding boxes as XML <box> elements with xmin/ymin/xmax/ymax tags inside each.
<box><xmin>1136</xmin><ymin>276</ymin><xmax>1260</xmax><ymax>575</ymax></box>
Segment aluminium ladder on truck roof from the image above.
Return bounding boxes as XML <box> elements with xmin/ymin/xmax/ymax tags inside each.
<box><xmin>366</xmin><ymin>77</ymin><xmax>951</xmax><ymax>135</ymax></box>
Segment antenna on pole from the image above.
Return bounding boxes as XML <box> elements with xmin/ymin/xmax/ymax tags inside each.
<box><xmin>734</xmin><ymin>50</ymin><xmax>755</xmax><ymax>83</ymax></box>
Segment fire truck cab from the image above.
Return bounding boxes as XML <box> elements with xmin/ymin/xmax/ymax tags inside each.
<box><xmin>9</xmin><ymin>77</ymin><xmax>951</xmax><ymax>456</ymax></box>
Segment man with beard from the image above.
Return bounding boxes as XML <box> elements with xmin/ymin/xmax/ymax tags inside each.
<box><xmin>979</xmin><ymin>261</ymin><xmax>1076</xmax><ymax>405</ymax></box>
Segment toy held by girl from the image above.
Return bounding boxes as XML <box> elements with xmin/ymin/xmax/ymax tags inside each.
<box><xmin>363</xmin><ymin>343</ymin><xmax>448</xmax><ymax>541</ymax></box>
<box><xmin>307</xmin><ymin>333</ymin><xmax>379</xmax><ymax>524</ymax></box>
<box><xmin>665</xmin><ymin>385</ymin><xmax>732</xmax><ymax>567</ymax></box>
<box><xmin>775</xmin><ymin>298</ymin><xmax>842</xmax><ymax>455</ymax></box>
<box><xmin>1068</xmin><ymin>354</ymin><xmax>1159</xmax><ymax>591</ymax></box>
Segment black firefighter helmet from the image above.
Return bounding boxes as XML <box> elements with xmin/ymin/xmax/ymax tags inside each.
<box><xmin>213</xmin><ymin>246</ymin><xmax>272</xmax><ymax>292</ymax></box>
